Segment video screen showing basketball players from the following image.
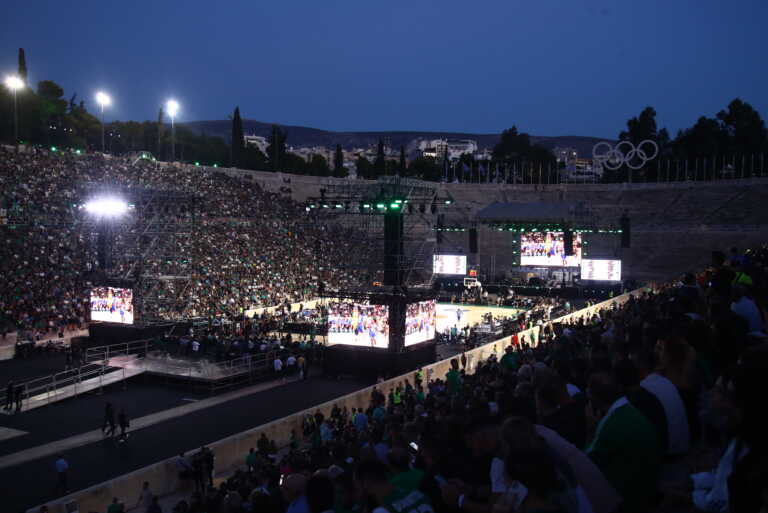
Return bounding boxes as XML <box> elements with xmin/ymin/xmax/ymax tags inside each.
<box><xmin>327</xmin><ymin>301</ymin><xmax>390</xmax><ymax>348</ymax></box>
<box><xmin>404</xmin><ymin>300</ymin><xmax>436</xmax><ymax>346</ymax></box>
<box><xmin>520</xmin><ymin>231</ymin><xmax>582</xmax><ymax>267</ymax></box>
<box><xmin>90</xmin><ymin>287</ymin><xmax>134</xmax><ymax>324</ymax></box>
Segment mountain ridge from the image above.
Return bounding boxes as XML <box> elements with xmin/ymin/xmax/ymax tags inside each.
<box><xmin>184</xmin><ymin>119</ymin><xmax>611</xmax><ymax>157</ymax></box>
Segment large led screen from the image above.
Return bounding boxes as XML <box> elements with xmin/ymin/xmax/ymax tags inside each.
<box><xmin>404</xmin><ymin>300</ymin><xmax>436</xmax><ymax>346</ymax></box>
<box><xmin>520</xmin><ymin>231</ymin><xmax>582</xmax><ymax>267</ymax></box>
<box><xmin>580</xmin><ymin>259</ymin><xmax>621</xmax><ymax>281</ymax></box>
<box><xmin>327</xmin><ymin>301</ymin><xmax>390</xmax><ymax>348</ymax></box>
<box><xmin>90</xmin><ymin>287</ymin><xmax>134</xmax><ymax>324</ymax></box>
<box><xmin>433</xmin><ymin>254</ymin><xmax>467</xmax><ymax>275</ymax></box>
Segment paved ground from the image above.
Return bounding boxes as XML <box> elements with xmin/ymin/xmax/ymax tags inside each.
<box><xmin>1</xmin><ymin>374</ymin><xmax>369</xmax><ymax>512</ymax></box>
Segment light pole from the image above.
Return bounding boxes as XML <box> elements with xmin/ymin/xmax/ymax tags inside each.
<box><xmin>4</xmin><ymin>75</ymin><xmax>24</xmax><ymax>149</ymax></box>
<box><xmin>95</xmin><ymin>91</ymin><xmax>111</xmax><ymax>153</ymax></box>
<box><xmin>166</xmin><ymin>100</ymin><xmax>179</xmax><ymax>162</ymax></box>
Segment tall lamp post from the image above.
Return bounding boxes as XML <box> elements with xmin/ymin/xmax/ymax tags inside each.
<box><xmin>166</xmin><ymin>99</ymin><xmax>179</xmax><ymax>162</ymax></box>
<box><xmin>4</xmin><ymin>75</ymin><xmax>24</xmax><ymax>150</ymax></box>
<box><xmin>95</xmin><ymin>91</ymin><xmax>111</xmax><ymax>153</ymax></box>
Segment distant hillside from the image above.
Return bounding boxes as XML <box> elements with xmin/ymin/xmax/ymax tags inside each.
<box><xmin>184</xmin><ymin>119</ymin><xmax>610</xmax><ymax>157</ymax></box>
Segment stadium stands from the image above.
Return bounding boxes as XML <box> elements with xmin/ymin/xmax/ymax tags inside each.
<box><xmin>28</xmin><ymin>241</ymin><xmax>767</xmax><ymax>513</ymax></box>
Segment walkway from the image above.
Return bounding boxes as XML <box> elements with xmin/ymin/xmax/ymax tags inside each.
<box><xmin>0</xmin><ymin>374</ymin><xmax>369</xmax><ymax>512</ymax></box>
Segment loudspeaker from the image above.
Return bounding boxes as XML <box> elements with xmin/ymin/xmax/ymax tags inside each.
<box><xmin>564</xmin><ymin>229</ymin><xmax>574</xmax><ymax>256</ymax></box>
<box><xmin>620</xmin><ymin>215</ymin><xmax>631</xmax><ymax>248</ymax></box>
<box><xmin>469</xmin><ymin>228</ymin><xmax>478</xmax><ymax>254</ymax></box>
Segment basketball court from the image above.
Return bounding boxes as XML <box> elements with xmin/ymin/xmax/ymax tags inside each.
<box><xmin>436</xmin><ymin>303</ymin><xmax>524</xmax><ymax>333</ymax></box>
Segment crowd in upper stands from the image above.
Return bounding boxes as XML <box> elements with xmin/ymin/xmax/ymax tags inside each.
<box><xmin>130</xmin><ymin>244</ymin><xmax>766</xmax><ymax>513</ymax></box>
<box><xmin>0</xmin><ymin>148</ymin><xmax>376</xmax><ymax>332</ymax></box>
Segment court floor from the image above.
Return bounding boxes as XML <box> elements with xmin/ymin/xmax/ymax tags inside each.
<box><xmin>436</xmin><ymin>303</ymin><xmax>523</xmax><ymax>333</ymax></box>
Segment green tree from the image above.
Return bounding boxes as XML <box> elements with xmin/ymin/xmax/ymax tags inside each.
<box><xmin>374</xmin><ymin>139</ymin><xmax>386</xmax><ymax>177</ymax></box>
<box><xmin>308</xmin><ymin>154</ymin><xmax>331</xmax><ymax>176</ymax></box>
<box><xmin>17</xmin><ymin>48</ymin><xmax>27</xmax><ymax>83</ymax></box>
<box><xmin>157</xmin><ymin>107</ymin><xmax>165</xmax><ymax>158</ymax></box>
<box><xmin>267</xmin><ymin>125</ymin><xmax>287</xmax><ymax>172</ymax></box>
<box><xmin>355</xmin><ymin>156</ymin><xmax>373</xmax><ymax>179</ymax></box>
<box><xmin>716</xmin><ymin>98</ymin><xmax>768</xmax><ymax>155</ymax></box>
<box><xmin>408</xmin><ymin>156</ymin><xmax>442</xmax><ymax>181</ymax></box>
<box><xmin>619</xmin><ymin>106</ymin><xmax>658</xmax><ymax>143</ymax></box>
<box><xmin>492</xmin><ymin>126</ymin><xmax>553</xmax><ymax>163</ymax></box>
<box><xmin>231</xmin><ymin>106</ymin><xmax>245</xmax><ymax>167</ymax></box>
<box><xmin>333</xmin><ymin>144</ymin><xmax>346</xmax><ymax>177</ymax></box>
<box><xmin>672</xmin><ymin>116</ymin><xmax>726</xmax><ymax>157</ymax></box>
<box><xmin>242</xmin><ymin>143</ymin><xmax>268</xmax><ymax>170</ymax></box>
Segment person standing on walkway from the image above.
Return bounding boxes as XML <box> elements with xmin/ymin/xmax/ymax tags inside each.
<box><xmin>5</xmin><ymin>379</ymin><xmax>14</xmax><ymax>411</ymax></box>
<box><xmin>118</xmin><ymin>409</ymin><xmax>130</xmax><ymax>442</ymax></box>
<box><xmin>103</xmin><ymin>402</ymin><xmax>116</xmax><ymax>437</ymax></box>
<box><xmin>14</xmin><ymin>383</ymin><xmax>23</xmax><ymax>413</ymax></box>
<box><xmin>135</xmin><ymin>481</ymin><xmax>153</xmax><ymax>511</ymax></box>
<box><xmin>54</xmin><ymin>455</ymin><xmax>69</xmax><ymax>496</ymax></box>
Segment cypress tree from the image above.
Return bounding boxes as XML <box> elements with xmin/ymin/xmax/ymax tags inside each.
<box><xmin>333</xmin><ymin>144</ymin><xmax>345</xmax><ymax>177</ymax></box>
<box><xmin>157</xmin><ymin>107</ymin><xmax>164</xmax><ymax>158</ymax></box>
<box><xmin>399</xmin><ymin>146</ymin><xmax>406</xmax><ymax>175</ymax></box>
<box><xmin>231</xmin><ymin>107</ymin><xmax>245</xmax><ymax>167</ymax></box>
<box><xmin>17</xmin><ymin>48</ymin><xmax>27</xmax><ymax>83</ymax></box>
<box><xmin>374</xmin><ymin>139</ymin><xmax>386</xmax><ymax>177</ymax></box>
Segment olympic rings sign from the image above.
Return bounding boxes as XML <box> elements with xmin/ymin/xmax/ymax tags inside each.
<box><xmin>592</xmin><ymin>139</ymin><xmax>659</xmax><ymax>170</ymax></box>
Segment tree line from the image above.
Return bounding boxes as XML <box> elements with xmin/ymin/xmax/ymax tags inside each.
<box><xmin>3</xmin><ymin>48</ymin><xmax>766</xmax><ymax>182</ymax></box>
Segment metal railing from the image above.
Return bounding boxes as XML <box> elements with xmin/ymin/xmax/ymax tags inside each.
<box><xmin>85</xmin><ymin>339</ymin><xmax>154</xmax><ymax>364</ymax></box>
<box><xmin>0</xmin><ymin>355</ymin><xmax>142</xmax><ymax>411</ymax></box>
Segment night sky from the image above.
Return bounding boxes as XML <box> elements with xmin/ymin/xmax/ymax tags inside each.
<box><xmin>1</xmin><ymin>0</ymin><xmax>766</xmax><ymax>138</ymax></box>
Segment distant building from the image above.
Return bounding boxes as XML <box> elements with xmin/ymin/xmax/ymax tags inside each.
<box><xmin>561</xmin><ymin>158</ymin><xmax>603</xmax><ymax>182</ymax></box>
<box><xmin>418</xmin><ymin>138</ymin><xmax>479</xmax><ymax>161</ymax></box>
<box><xmin>244</xmin><ymin>135</ymin><xmax>269</xmax><ymax>155</ymax></box>
<box><xmin>553</xmin><ymin>147</ymin><xmax>578</xmax><ymax>165</ymax></box>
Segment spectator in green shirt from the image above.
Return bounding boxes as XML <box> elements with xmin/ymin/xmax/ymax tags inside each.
<box><xmin>356</xmin><ymin>459</ymin><xmax>434</xmax><ymax>513</ymax></box>
<box><xmin>245</xmin><ymin>447</ymin><xmax>258</xmax><ymax>472</ymax></box>
<box><xmin>446</xmin><ymin>358</ymin><xmax>462</xmax><ymax>395</ymax></box>
<box><xmin>500</xmin><ymin>346</ymin><xmax>520</xmax><ymax>372</ymax></box>
<box><xmin>586</xmin><ymin>372</ymin><xmax>661</xmax><ymax>513</ymax></box>
<box><xmin>106</xmin><ymin>497</ymin><xmax>124</xmax><ymax>513</ymax></box>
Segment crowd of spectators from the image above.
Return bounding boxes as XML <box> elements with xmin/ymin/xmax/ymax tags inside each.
<box><xmin>0</xmin><ymin>148</ymin><xmax>376</xmax><ymax>333</ymax></box>
<box><xmin>128</xmin><ymin>244</ymin><xmax>767</xmax><ymax>513</ymax></box>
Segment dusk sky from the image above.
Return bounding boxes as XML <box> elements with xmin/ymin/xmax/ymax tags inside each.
<box><xmin>2</xmin><ymin>0</ymin><xmax>766</xmax><ymax>138</ymax></box>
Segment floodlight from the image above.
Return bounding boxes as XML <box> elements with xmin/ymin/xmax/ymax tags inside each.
<box><xmin>4</xmin><ymin>75</ymin><xmax>23</xmax><ymax>92</ymax></box>
<box><xmin>166</xmin><ymin>99</ymin><xmax>180</xmax><ymax>118</ymax></box>
<box><xmin>84</xmin><ymin>197</ymin><xmax>129</xmax><ymax>217</ymax></box>
<box><xmin>95</xmin><ymin>91</ymin><xmax>111</xmax><ymax>108</ymax></box>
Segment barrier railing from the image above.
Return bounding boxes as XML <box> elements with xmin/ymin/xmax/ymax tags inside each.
<box><xmin>0</xmin><ymin>354</ymin><xmax>144</xmax><ymax>411</ymax></box>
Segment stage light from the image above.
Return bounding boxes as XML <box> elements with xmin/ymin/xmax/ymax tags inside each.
<box><xmin>51</xmin><ymin>146</ymin><xmax>57</xmax><ymax>152</ymax></box>
<box><xmin>84</xmin><ymin>197</ymin><xmax>129</xmax><ymax>217</ymax></box>
<box><xmin>195</xmin><ymin>161</ymin><xmax>200</xmax><ymax>166</ymax></box>
<box><xmin>390</xmin><ymin>202</ymin><xmax>400</xmax><ymax>209</ymax></box>
<box><xmin>376</xmin><ymin>203</ymin><xmax>386</xmax><ymax>209</ymax></box>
